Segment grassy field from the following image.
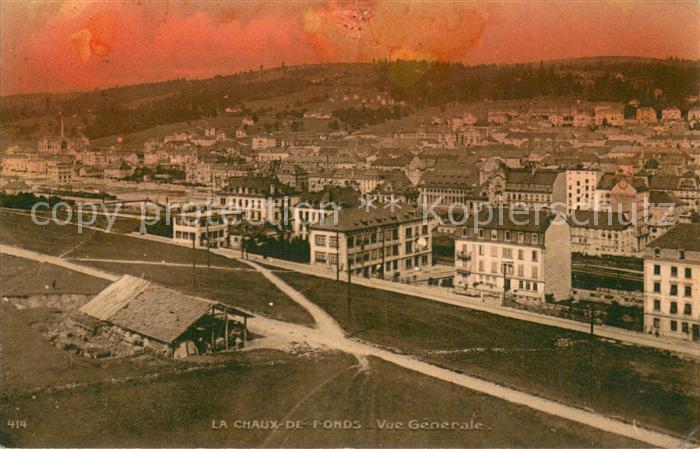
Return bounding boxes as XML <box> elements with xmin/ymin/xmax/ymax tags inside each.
<box><xmin>0</xmin><ymin>305</ymin><xmax>642</xmax><ymax>448</ymax></box>
<box><xmin>0</xmin><ymin>209</ymin><xmax>241</xmax><ymax>267</ymax></box>
<box><xmin>87</xmin><ymin>261</ymin><xmax>314</xmax><ymax>326</ymax></box>
<box><xmin>276</xmin><ymin>271</ymin><xmax>700</xmax><ymax>438</ymax></box>
<box><xmin>1</xmin><ymin>254</ymin><xmax>110</xmax><ymax>296</ymax></box>
<box><xmin>1</xmin><ymin>209</ymin><xmax>314</xmax><ymax>325</ymax></box>
<box><xmin>0</xmin><ymin>304</ymin><xmax>179</xmax><ymax>395</ymax></box>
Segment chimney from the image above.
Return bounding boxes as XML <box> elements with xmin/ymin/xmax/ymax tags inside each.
<box><xmin>59</xmin><ymin>111</ymin><xmax>65</xmax><ymax>138</ymax></box>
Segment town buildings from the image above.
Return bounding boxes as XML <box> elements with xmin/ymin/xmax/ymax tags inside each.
<box><xmin>643</xmin><ymin>224</ymin><xmax>700</xmax><ymax>341</ymax></box>
<box><xmin>454</xmin><ymin>208</ymin><xmax>571</xmax><ymax>302</ymax></box>
<box><xmin>570</xmin><ymin>209</ymin><xmax>637</xmax><ymax>256</ymax></box>
<box><xmin>217</xmin><ymin>176</ymin><xmax>299</xmax><ymax>224</ymax></box>
<box><xmin>566</xmin><ymin>169</ymin><xmax>600</xmax><ymax>211</ymax></box>
<box><xmin>308</xmin><ymin>206</ymin><xmax>435</xmax><ymax>279</ymax></box>
<box><xmin>172</xmin><ymin>210</ymin><xmax>231</xmax><ymax>248</ymax></box>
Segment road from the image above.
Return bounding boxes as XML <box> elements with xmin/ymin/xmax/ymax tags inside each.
<box><xmin>213</xmin><ymin>248</ymin><xmax>700</xmax><ymax>359</ymax></box>
<box><xmin>1</xmin><ymin>243</ymin><xmax>684</xmax><ymax>448</ymax></box>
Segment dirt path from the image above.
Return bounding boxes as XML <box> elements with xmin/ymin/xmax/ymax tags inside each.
<box><xmin>240</xmin><ymin>259</ymin><xmax>346</xmax><ymax>338</ymax></box>
<box><xmin>68</xmin><ymin>257</ymin><xmax>256</xmax><ymax>272</ymax></box>
<box><xmin>1</xmin><ymin>245</ymin><xmax>118</xmax><ymax>282</ymax></box>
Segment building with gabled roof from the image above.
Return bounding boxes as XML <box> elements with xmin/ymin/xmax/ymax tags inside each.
<box><xmin>643</xmin><ymin>224</ymin><xmax>700</xmax><ymax>341</ymax></box>
<box><xmin>79</xmin><ymin>275</ymin><xmax>253</xmax><ymax>358</ymax></box>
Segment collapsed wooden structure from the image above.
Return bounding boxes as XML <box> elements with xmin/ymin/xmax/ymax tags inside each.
<box><xmin>79</xmin><ymin>275</ymin><xmax>254</xmax><ymax>358</ymax></box>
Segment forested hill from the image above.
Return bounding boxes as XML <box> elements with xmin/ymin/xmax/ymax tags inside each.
<box><xmin>2</xmin><ymin>57</ymin><xmax>698</xmax><ymax>141</ymax></box>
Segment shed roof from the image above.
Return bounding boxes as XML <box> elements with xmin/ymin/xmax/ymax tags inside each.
<box><xmin>80</xmin><ymin>275</ymin><xmax>253</xmax><ymax>344</ymax></box>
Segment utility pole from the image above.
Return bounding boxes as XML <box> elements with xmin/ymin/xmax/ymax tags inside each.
<box><xmin>240</xmin><ymin>223</ymin><xmax>246</xmax><ymax>260</ymax></box>
<box><xmin>206</xmin><ymin>214</ymin><xmax>211</xmax><ymax>269</ymax></box>
<box><xmin>347</xmin><ymin>235</ymin><xmax>352</xmax><ymax>321</ymax></box>
<box><xmin>191</xmin><ymin>233</ymin><xmax>197</xmax><ymax>288</ymax></box>
<box><xmin>589</xmin><ymin>303</ymin><xmax>595</xmax><ymax>337</ymax></box>
<box><xmin>335</xmin><ymin>230</ymin><xmax>340</xmax><ymax>282</ymax></box>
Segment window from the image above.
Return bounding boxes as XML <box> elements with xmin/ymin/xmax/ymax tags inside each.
<box><xmin>504</xmin><ymin>230</ymin><xmax>511</xmax><ymax>241</ymax></box>
<box><xmin>684</xmin><ymin>303</ymin><xmax>692</xmax><ymax>315</ymax></box>
<box><xmin>679</xmin><ymin>250</ymin><xmax>685</xmax><ymax>260</ymax></box>
<box><xmin>329</xmin><ymin>253</ymin><xmax>338</xmax><ymax>265</ymax></box>
<box><xmin>653</xmin><ymin>318</ymin><xmax>660</xmax><ymax>328</ymax></box>
<box><xmin>654</xmin><ymin>247</ymin><xmax>660</xmax><ymax>258</ymax></box>
<box><xmin>518</xmin><ymin>249</ymin><xmax>524</xmax><ymax>260</ymax></box>
<box><xmin>670</xmin><ymin>284</ymin><xmax>678</xmax><ymax>296</ymax></box>
<box><xmin>670</xmin><ymin>302</ymin><xmax>678</xmax><ymax>314</ymax></box>
<box><xmin>491</xmin><ymin>230</ymin><xmax>498</xmax><ymax>240</ymax></box>
<box><xmin>653</xmin><ymin>282</ymin><xmax>661</xmax><ymax>293</ymax></box>
<box><xmin>329</xmin><ymin>235</ymin><xmax>338</xmax><ymax>248</ymax></box>
<box><xmin>490</xmin><ymin>246</ymin><xmax>498</xmax><ymax>257</ymax></box>
<box><xmin>314</xmin><ymin>251</ymin><xmax>327</xmax><ymax>263</ymax></box>
<box><xmin>503</xmin><ymin>248</ymin><xmax>513</xmax><ymax>259</ymax></box>
<box><xmin>517</xmin><ymin>232</ymin><xmax>524</xmax><ymax>243</ymax></box>
<box><xmin>405</xmin><ymin>227</ymin><xmax>413</xmax><ymax>238</ymax></box>
<box><xmin>653</xmin><ymin>264</ymin><xmax>661</xmax><ymax>276</ymax></box>
<box><xmin>531</xmin><ymin>266</ymin><xmax>539</xmax><ymax>279</ymax></box>
<box><xmin>671</xmin><ymin>266</ymin><xmax>678</xmax><ymax>277</ymax></box>
<box><xmin>422</xmin><ymin>224</ymin><xmax>428</xmax><ymax>235</ymax></box>
<box><xmin>491</xmin><ymin>261</ymin><xmax>497</xmax><ymax>274</ymax></box>
<box><xmin>531</xmin><ymin>233</ymin><xmax>539</xmax><ymax>245</ymax></box>
<box><xmin>653</xmin><ymin>299</ymin><xmax>660</xmax><ymax>311</ymax></box>
<box><xmin>682</xmin><ymin>322</ymin><xmax>689</xmax><ymax>333</ymax></box>
<box><xmin>315</xmin><ymin>234</ymin><xmax>326</xmax><ymax>247</ymax></box>
<box><xmin>478</xmin><ymin>245</ymin><xmax>484</xmax><ymax>256</ymax></box>
<box><xmin>405</xmin><ymin>242</ymin><xmax>413</xmax><ymax>253</ymax></box>
<box><xmin>478</xmin><ymin>261</ymin><xmax>484</xmax><ymax>272</ymax></box>
<box><xmin>671</xmin><ymin>320</ymin><xmax>677</xmax><ymax>331</ymax></box>
<box><xmin>348</xmin><ymin>236</ymin><xmax>355</xmax><ymax>248</ymax></box>
<box><xmin>517</xmin><ymin>265</ymin><xmax>524</xmax><ymax>277</ymax></box>
<box><xmin>478</xmin><ymin>229</ymin><xmax>485</xmax><ymax>239</ymax></box>
<box><xmin>532</xmin><ymin>250</ymin><xmax>538</xmax><ymax>262</ymax></box>
<box><xmin>685</xmin><ymin>267</ymin><xmax>692</xmax><ymax>279</ymax></box>
<box><xmin>684</xmin><ymin>285</ymin><xmax>692</xmax><ymax>297</ymax></box>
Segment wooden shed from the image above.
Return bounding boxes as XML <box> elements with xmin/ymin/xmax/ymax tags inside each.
<box><xmin>79</xmin><ymin>275</ymin><xmax>253</xmax><ymax>358</ymax></box>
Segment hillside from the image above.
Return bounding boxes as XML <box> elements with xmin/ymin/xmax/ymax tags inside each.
<box><xmin>1</xmin><ymin>57</ymin><xmax>698</xmax><ymax>143</ymax></box>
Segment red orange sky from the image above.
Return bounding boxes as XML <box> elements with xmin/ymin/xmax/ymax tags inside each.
<box><xmin>2</xmin><ymin>1</ymin><xmax>699</xmax><ymax>96</ymax></box>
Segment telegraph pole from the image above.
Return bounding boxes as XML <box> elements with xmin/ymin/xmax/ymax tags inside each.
<box><xmin>206</xmin><ymin>214</ymin><xmax>211</xmax><ymax>269</ymax></box>
<box><xmin>191</xmin><ymin>233</ymin><xmax>197</xmax><ymax>288</ymax></box>
<box><xmin>347</xmin><ymin>235</ymin><xmax>352</xmax><ymax>321</ymax></box>
<box><xmin>335</xmin><ymin>230</ymin><xmax>340</xmax><ymax>282</ymax></box>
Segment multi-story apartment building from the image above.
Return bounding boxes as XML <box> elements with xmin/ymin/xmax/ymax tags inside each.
<box><xmin>573</xmin><ymin>111</ymin><xmax>593</xmax><ymax>128</ymax></box>
<box><xmin>217</xmin><ymin>176</ymin><xmax>299</xmax><ymax>224</ymax></box>
<box><xmin>565</xmin><ymin>169</ymin><xmax>600</xmax><ymax>212</ymax></box>
<box><xmin>594</xmin><ymin>104</ymin><xmax>624</xmax><ymax>127</ymax></box>
<box><xmin>661</xmin><ymin>106</ymin><xmax>682</xmax><ymax>122</ymax></box>
<box><xmin>454</xmin><ymin>208</ymin><xmax>571</xmax><ymax>302</ymax></box>
<box><xmin>292</xmin><ymin>187</ymin><xmax>360</xmax><ymax>239</ymax></box>
<box><xmin>688</xmin><ymin>107</ymin><xmax>700</xmax><ymax>129</ymax></box>
<box><xmin>501</xmin><ymin>168</ymin><xmax>567</xmax><ymax>210</ymax></box>
<box><xmin>173</xmin><ymin>210</ymin><xmax>230</xmax><ymax>248</ymax></box>
<box><xmin>643</xmin><ymin>224</ymin><xmax>700</xmax><ymax>341</ymax></box>
<box><xmin>649</xmin><ymin>175</ymin><xmax>700</xmax><ymax>213</ymax></box>
<box><xmin>636</xmin><ymin>107</ymin><xmax>657</xmax><ymax>124</ymax></box>
<box><xmin>47</xmin><ymin>160</ymin><xmax>73</xmax><ymax>185</ymax></box>
<box><xmin>595</xmin><ymin>174</ymin><xmax>651</xmax><ymax>251</ymax></box>
<box><xmin>570</xmin><ymin>210</ymin><xmax>637</xmax><ymax>257</ymax></box>
<box><xmin>418</xmin><ymin>171</ymin><xmax>482</xmax><ymax>212</ymax></box>
<box><xmin>308</xmin><ymin>206</ymin><xmax>434</xmax><ymax>279</ymax></box>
